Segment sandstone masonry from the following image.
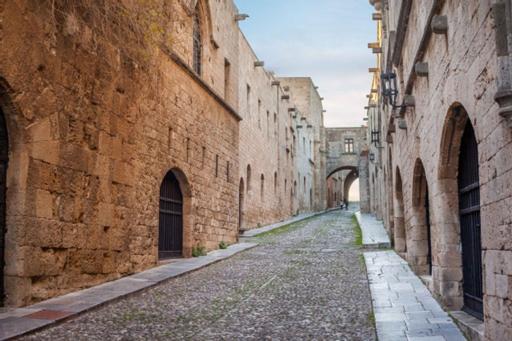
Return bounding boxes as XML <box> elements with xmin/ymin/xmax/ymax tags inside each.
<box><xmin>0</xmin><ymin>0</ymin><xmax>326</xmax><ymax>307</ymax></box>
<box><xmin>367</xmin><ymin>0</ymin><xmax>512</xmax><ymax>339</ymax></box>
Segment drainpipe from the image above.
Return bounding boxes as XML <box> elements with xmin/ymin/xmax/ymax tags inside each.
<box><xmin>493</xmin><ymin>0</ymin><xmax>512</xmax><ymax>127</ymax></box>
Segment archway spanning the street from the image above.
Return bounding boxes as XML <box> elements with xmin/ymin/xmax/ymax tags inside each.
<box><xmin>326</xmin><ymin>166</ymin><xmax>359</xmax><ymax>208</ymax></box>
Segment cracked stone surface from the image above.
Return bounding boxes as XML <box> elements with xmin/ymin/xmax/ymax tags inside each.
<box><xmin>21</xmin><ymin>210</ymin><xmax>376</xmax><ymax>340</ymax></box>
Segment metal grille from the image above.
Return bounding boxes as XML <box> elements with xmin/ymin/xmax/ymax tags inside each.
<box><xmin>0</xmin><ymin>107</ymin><xmax>7</xmax><ymax>306</ymax></box>
<box><xmin>371</xmin><ymin>130</ymin><xmax>380</xmax><ymax>145</ymax></box>
<box><xmin>192</xmin><ymin>7</ymin><xmax>202</xmax><ymax>76</ymax></box>
<box><xmin>425</xmin><ymin>187</ymin><xmax>432</xmax><ymax>275</ymax></box>
<box><xmin>458</xmin><ymin>122</ymin><xmax>483</xmax><ymax>320</ymax></box>
<box><xmin>158</xmin><ymin>172</ymin><xmax>183</xmax><ymax>259</ymax></box>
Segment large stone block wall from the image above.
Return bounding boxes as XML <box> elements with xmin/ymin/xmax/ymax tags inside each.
<box><xmin>0</xmin><ymin>0</ymin><xmax>240</xmax><ymax>306</ymax></box>
<box><xmin>0</xmin><ymin>0</ymin><xmax>327</xmax><ymax>308</ymax></box>
<box><xmin>279</xmin><ymin>77</ymin><xmax>327</xmax><ymax>212</ymax></box>
<box><xmin>368</xmin><ymin>0</ymin><xmax>512</xmax><ymax>338</ymax></box>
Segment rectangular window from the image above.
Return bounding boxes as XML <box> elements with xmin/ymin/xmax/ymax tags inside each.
<box><xmin>345</xmin><ymin>138</ymin><xmax>354</xmax><ymax>153</ymax></box>
<box><xmin>201</xmin><ymin>146</ymin><xmax>206</xmax><ymax>169</ymax></box>
<box><xmin>258</xmin><ymin>99</ymin><xmax>262</xmax><ymax>129</ymax></box>
<box><xmin>246</xmin><ymin>85</ymin><xmax>251</xmax><ymax>117</ymax></box>
<box><xmin>224</xmin><ymin>59</ymin><xmax>231</xmax><ymax>101</ymax></box>
<box><xmin>215</xmin><ymin>154</ymin><xmax>219</xmax><ymax>177</ymax></box>
<box><xmin>226</xmin><ymin>161</ymin><xmax>230</xmax><ymax>182</ymax></box>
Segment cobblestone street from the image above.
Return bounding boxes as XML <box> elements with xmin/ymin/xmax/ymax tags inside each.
<box><xmin>21</xmin><ymin>210</ymin><xmax>375</xmax><ymax>340</ymax></box>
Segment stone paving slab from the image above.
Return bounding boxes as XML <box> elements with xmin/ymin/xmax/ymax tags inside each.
<box><xmin>356</xmin><ymin>211</ymin><xmax>391</xmax><ymax>248</ymax></box>
<box><xmin>241</xmin><ymin>208</ymin><xmax>335</xmax><ymax>237</ymax></box>
<box><xmin>0</xmin><ymin>242</ymin><xmax>257</xmax><ymax>341</ymax></box>
<box><xmin>364</xmin><ymin>251</ymin><xmax>466</xmax><ymax>341</ymax></box>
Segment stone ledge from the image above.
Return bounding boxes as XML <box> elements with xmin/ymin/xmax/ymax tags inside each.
<box><xmin>0</xmin><ymin>242</ymin><xmax>258</xmax><ymax>341</ymax></box>
<box><xmin>355</xmin><ymin>211</ymin><xmax>391</xmax><ymax>248</ymax></box>
<box><xmin>450</xmin><ymin>310</ymin><xmax>485</xmax><ymax>341</ymax></box>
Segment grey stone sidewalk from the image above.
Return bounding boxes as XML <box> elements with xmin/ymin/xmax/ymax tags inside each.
<box><xmin>355</xmin><ymin>211</ymin><xmax>391</xmax><ymax>248</ymax></box>
<box><xmin>364</xmin><ymin>251</ymin><xmax>466</xmax><ymax>341</ymax></box>
<box><xmin>0</xmin><ymin>242</ymin><xmax>257</xmax><ymax>341</ymax></box>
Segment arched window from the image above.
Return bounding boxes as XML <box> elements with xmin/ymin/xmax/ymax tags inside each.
<box><xmin>274</xmin><ymin>172</ymin><xmax>278</xmax><ymax>194</ymax></box>
<box><xmin>260</xmin><ymin>174</ymin><xmax>265</xmax><ymax>199</ymax></box>
<box><xmin>193</xmin><ymin>3</ymin><xmax>202</xmax><ymax>75</ymax></box>
<box><xmin>246</xmin><ymin>165</ymin><xmax>251</xmax><ymax>192</ymax></box>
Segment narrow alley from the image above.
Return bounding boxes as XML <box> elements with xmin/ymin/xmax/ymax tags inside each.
<box><xmin>21</xmin><ymin>210</ymin><xmax>375</xmax><ymax>340</ymax></box>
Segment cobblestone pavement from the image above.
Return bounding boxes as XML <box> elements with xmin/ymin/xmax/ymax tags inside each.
<box><xmin>21</xmin><ymin>210</ymin><xmax>376</xmax><ymax>341</ymax></box>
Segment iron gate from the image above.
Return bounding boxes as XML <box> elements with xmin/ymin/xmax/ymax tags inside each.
<box><xmin>158</xmin><ymin>171</ymin><xmax>183</xmax><ymax>259</ymax></box>
<box><xmin>458</xmin><ymin>122</ymin><xmax>483</xmax><ymax>319</ymax></box>
<box><xmin>425</xmin><ymin>188</ymin><xmax>432</xmax><ymax>275</ymax></box>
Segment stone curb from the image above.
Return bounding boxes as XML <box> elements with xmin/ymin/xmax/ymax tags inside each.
<box><xmin>240</xmin><ymin>208</ymin><xmax>340</xmax><ymax>238</ymax></box>
<box><xmin>0</xmin><ymin>242</ymin><xmax>258</xmax><ymax>340</ymax></box>
<box><xmin>355</xmin><ymin>211</ymin><xmax>391</xmax><ymax>249</ymax></box>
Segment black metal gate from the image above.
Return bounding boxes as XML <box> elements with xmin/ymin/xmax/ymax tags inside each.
<box><xmin>458</xmin><ymin>122</ymin><xmax>483</xmax><ymax>319</ymax></box>
<box><xmin>158</xmin><ymin>171</ymin><xmax>183</xmax><ymax>259</ymax></box>
<box><xmin>425</xmin><ymin>187</ymin><xmax>432</xmax><ymax>275</ymax></box>
<box><xmin>0</xmin><ymin>107</ymin><xmax>7</xmax><ymax>306</ymax></box>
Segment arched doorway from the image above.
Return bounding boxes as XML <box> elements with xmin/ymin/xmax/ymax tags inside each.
<box><xmin>411</xmin><ymin>159</ymin><xmax>432</xmax><ymax>275</ymax></box>
<box><xmin>0</xmin><ymin>105</ymin><xmax>8</xmax><ymax>306</ymax></box>
<box><xmin>159</xmin><ymin>171</ymin><xmax>183</xmax><ymax>259</ymax></box>
<box><xmin>238</xmin><ymin>178</ymin><xmax>244</xmax><ymax>233</ymax></box>
<box><xmin>394</xmin><ymin>168</ymin><xmax>406</xmax><ymax>255</ymax></box>
<box><xmin>438</xmin><ymin>104</ymin><xmax>483</xmax><ymax>315</ymax></box>
<box><xmin>458</xmin><ymin>121</ymin><xmax>483</xmax><ymax>318</ymax></box>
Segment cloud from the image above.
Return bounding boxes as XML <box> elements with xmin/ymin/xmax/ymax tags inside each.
<box><xmin>235</xmin><ymin>0</ymin><xmax>375</xmax><ymax>127</ymax></box>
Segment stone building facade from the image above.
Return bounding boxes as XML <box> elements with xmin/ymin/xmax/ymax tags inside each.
<box><xmin>0</xmin><ymin>0</ymin><xmax>326</xmax><ymax>307</ymax></box>
<box><xmin>367</xmin><ymin>0</ymin><xmax>512</xmax><ymax>339</ymax></box>
<box><xmin>325</xmin><ymin>127</ymin><xmax>368</xmax><ymax>209</ymax></box>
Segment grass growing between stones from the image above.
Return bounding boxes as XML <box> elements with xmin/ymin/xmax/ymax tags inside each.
<box><xmin>352</xmin><ymin>215</ymin><xmax>363</xmax><ymax>246</ymax></box>
<box><xmin>254</xmin><ymin>217</ymin><xmax>314</xmax><ymax>239</ymax></box>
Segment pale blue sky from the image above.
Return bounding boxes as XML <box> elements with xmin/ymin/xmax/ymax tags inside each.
<box><xmin>235</xmin><ymin>0</ymin><xmax>376</xmax><ymax>127</ymax></box>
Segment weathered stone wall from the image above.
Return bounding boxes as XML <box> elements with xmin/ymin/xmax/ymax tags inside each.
<box><xmin>0</xmin><ymin>0</ymin><xmax>241</xmax><ymax>306</ymax></box>
<box><xmin>326</xmin><ymin>127</ymin><xmax>367</xmax><ymax>177</ymax></box>
<box><xmin>368</xmin><ymin>0</ymin><xmax>512</xmax><ymax>338</ymax></box>
<box><xmin>279</xmin><ymin>77</ymin><xmax>327</xmax><ymax>212</ymax></box>
<box><xmin>0</xmin><ymin>0</ymin><xmax>327</xmax><ymax>308</ymax></box>
<box><xmin>237</xmin><ymin>34</ymin><xmax>288</xmax><ymax>230</ymax></box>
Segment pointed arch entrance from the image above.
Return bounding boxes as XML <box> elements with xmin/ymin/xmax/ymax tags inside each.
<box><xmin>238</xmin><ymin>178</ymin><xmax>244</xmax><ymax>233</ymax></box>
<box><xmin>159</xmin><ymin>171</ymin><xmax>184</xmax><ymax>259</ymax></box>
<box><xmin>394</xmin><ymin>168</ymin><xmax>406</xmax><ymax>255</ymax></box>
<box><xmin>438</xmin><ymin>104</ymin><xmax>483</xmax><ymax>316</ymax></box>
<box><xmin>410</xmin><ymin>159</ymin><xmax>433</xmax><ymax>275</ymax></box>
<box><xmin>458</xmin><ymin>121</ymin><xmax>483</xmax><ymax>318</ymax></box>
<box><xmin>0</xmin><ymin>104</ymin><xmax>7</xmax><ymax>306</ymax></box>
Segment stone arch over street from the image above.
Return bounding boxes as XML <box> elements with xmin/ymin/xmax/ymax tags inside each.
<box><xmin>325</xmin><ymin>127</ymin><xmax>368</xmax><ymax>209</ymax></box>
